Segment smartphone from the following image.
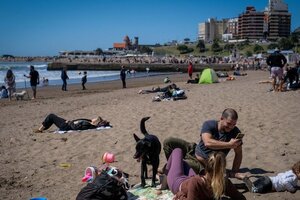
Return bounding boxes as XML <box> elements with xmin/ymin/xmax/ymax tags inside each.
<box><xmin>235</xmin><ymin>133</ymin><xmax>245</xmax><ymax>140</ymax></box>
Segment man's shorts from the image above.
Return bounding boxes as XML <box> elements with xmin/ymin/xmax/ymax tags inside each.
<box><xmin>31</xmin><ymin>86</ymin><xmax>37</xmax><ymax>91</ymax></box>
<box><xmin>271</xmin><ymin>67</ymin><xmax>283</xmax><ymax>79</ymax></box>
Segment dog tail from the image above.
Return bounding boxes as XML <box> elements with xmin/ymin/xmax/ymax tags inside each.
<box><xmin>140</xmin><ymin>117</ymin><xmax>150</xmax><ymax>135</ymax></box>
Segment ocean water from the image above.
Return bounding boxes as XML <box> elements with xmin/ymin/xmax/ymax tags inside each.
<box><xmin>0</xmin><ymin>62</ymin><xmax>169</xmax><ymax>89</ymax></box>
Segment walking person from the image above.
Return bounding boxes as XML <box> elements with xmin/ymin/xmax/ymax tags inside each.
<box><xmin>24</xmin><ymin>65</ymin><xmax>39</xmax><ymax>99</ymax></box>
<box><xmin>187</xmin><ymin>61</ymin><xmax>193</xmax><ymax>79</ymax></box>
<box><xmin>61</xmin><ymin>67</ymin><xmax>69</xmax><ymax>91</ymax></box>
<box><xmin>120</xmin><ymin>65</ymin><xmax>126</xmax><ymax>88</ymax></box>
<box><xmin>4</xmin><ymin>69</ymin><xmax>16</xmax><ymax>100</ymax></box>
<box><xmin>266</xmin><ymin>48</ymin><xmax>287</xmax><ymax>92</ymax></box>
<box><xmin>81</xmin><ymin>71</ymin><xmax>87</xmax><ymax>90</ymax></box>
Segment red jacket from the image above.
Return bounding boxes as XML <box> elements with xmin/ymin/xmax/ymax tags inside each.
<box><xmin>188</xmin><ymin>63</ymin><xmax>193</xmax><ymax>75</ymax></box>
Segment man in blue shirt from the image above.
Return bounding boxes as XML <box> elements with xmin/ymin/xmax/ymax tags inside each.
<box><xmin>163</xmin><ymin>108</ymin><xmax>243</xmax><ymax>179</ymax></box>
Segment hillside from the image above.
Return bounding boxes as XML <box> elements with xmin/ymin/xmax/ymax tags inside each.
<box><xmin>153</xmin><ymin>42</ymin><xmax>271</xmax><ymax>57</ymax></box>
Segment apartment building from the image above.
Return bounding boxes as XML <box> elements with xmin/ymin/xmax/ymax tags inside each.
<box><xmin>266</xmin><ymin>0</ymin><xmax>291</xmax><ymax>39</ymax></box>
<box><xmin>238</xmin><ymin>6</ymin><xmax>265</xmax><ymax>39</ymax></box>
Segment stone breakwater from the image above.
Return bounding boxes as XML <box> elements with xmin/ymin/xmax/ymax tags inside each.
<box><xmin>47</xmin><ymin>62</ymin><xmax>232</xmax><ymax>72</ymax></box>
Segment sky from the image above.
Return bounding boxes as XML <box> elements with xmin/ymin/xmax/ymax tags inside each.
<box><xmin>0</xmin><ymin>0</ymin><xmax>299</xmax><ymax>56</ymax></box>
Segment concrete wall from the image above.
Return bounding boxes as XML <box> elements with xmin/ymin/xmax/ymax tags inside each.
<box><xmin>47</xmin><ymin>62</ymin><xmax>232</xmax><ymax>72</ymax></box>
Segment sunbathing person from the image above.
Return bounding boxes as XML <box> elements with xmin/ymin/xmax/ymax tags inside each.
<box><xmin>187</xmin><ymin>74</ymin><xmax>199</xmax><ymax>84</ymax></box>
<box><xmin>138</xmin><ymin>83</ymin><xmax>178</xmax><ymax>94</ymax></box>
<box><xmin>243</xmin><ymin>161</ymin><xmax>300</xmax><ymax>193</ymax></box>
<box><xmin>35</xmin><ymin>113</ymin><xmax>110</xmax><ymax>133</ymax></box>
<box><xmin>166</xmin><ymin>148</ymin><xmax>245</xmax><ymax>200</ymax></box>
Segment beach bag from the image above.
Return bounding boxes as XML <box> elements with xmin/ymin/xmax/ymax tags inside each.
<box><xmin>76</xmin><ymin>170</ymin><xmax>128</xmax><ymax>200</ymax></box>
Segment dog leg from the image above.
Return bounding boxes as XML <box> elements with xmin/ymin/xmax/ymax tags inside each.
<box><xmin>141</xmin><ymin>160</ymin><xmax>147</xmax><ymax>187</ymax></box>
<box><xmin>151</xmin><ymin>160</ymin><xmax>159</xmax><ymax>187</ymax></box>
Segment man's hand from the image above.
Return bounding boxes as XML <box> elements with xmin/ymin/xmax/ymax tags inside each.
<box><xmin>229</xmin><ymin>138</ymin><xmax>242</xmax><ymax>149</ymax></box>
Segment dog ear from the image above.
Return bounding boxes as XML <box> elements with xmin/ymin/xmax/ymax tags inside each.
<box><xmin>133</xmin><ymin>133</ymin><xmax>140</xmax><ymax>142</ymax></box>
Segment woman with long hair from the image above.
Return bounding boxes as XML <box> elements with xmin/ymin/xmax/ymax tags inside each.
<box><xmin>4</xmin><ymin>69</ymin><xmax>16</xmax><ymax>100</ymax></box>
<box><xmin>166</xmin><ymin>148</ymin><xmax>245</xmax><ymax>200</ymax></box>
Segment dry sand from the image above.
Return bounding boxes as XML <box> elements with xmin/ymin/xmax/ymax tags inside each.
<box><xmin>0</xmin><ymin>71</ymin><xmax>299</xmax><ymax>200</ymax></box>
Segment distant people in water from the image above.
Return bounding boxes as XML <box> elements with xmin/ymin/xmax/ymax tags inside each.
<box><xmin>42</xmin><ymin>77</ymin><xmax>49</xmax><ymax>87</ymax></box>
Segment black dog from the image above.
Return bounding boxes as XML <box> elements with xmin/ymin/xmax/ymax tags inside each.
<box><xmin>133</xmin><ymin>117</ymin><xmax>161</xmax><ymax>187</ymax></box>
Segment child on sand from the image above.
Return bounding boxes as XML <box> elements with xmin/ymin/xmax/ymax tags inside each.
<box><xmin>243</xmin><ymin>161</ymin><xmax>300</xmax><ymax>193</ymax></box>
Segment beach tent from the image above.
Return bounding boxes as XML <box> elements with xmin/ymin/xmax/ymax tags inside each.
<box><xmin>199</xmin><ymin>68</ymin><xmax>218</xmax><ymax>84</ymax></box>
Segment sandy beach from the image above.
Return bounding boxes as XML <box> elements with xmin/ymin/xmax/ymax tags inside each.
<box><xmin>0</xmin><ymin>71</ymin><xmax>299</xmax><ymax>200</ymax></box>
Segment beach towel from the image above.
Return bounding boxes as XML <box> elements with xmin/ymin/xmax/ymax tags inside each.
<box><xmin>54</xmin><ymin>126</ymin><xmax>112</xmax><ymax>134</ymax></box>
<box><xmin>128</xmin><ymin>180</ymin><xmax>174</xmax><ymax>200</ymax></box>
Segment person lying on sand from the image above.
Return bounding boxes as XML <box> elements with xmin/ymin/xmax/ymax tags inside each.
<box><xmin>243</xmin><ymin>161</ymin><xmax>300</xmax><ymax>193</ymax></box>
<box><xmin>35</xmin><ymin>113</ymin><xmax>110</xmax><ymax>133</ymax></box>
<box><xmin>138</xmin><ymin>83</ymin><xmax>178</xmax><ymax>94</ymax></box>
<box><xmin>186</xmin><ymin>74</ymin><xmax>199</xmax><ymax>84</ymax></box>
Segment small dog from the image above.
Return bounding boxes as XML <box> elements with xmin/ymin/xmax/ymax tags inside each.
<box><xmin>13</xmin><ymin>90</ymin><xmax>27</xmax><ymax>100</ymax></box>
<box><xmin>133</xmin><ymin>117</ymin><xmax>161</xmax><ymax>187</ymax></box>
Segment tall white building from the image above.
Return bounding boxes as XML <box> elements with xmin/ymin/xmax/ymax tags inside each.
<box><xmin>198</xmin><ymin>18</ymin><xmax>230</xmax><ymax>42</ymax></box>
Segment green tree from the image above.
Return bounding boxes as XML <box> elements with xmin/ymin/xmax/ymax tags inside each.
<box><xmin>183</xmin><ymin>38</ymin><xmax>190</xmax><ymax>44</ymax></box>
<box><xmin>211</xmin><ymin>39</ymin><xmax>222</xmax><ymax>52</ymax></box>
<box><xmin>253</xmin><ymin>44</ymin><xmax>264</xmax><ymax>53</ymax></box>
<box><xmin>267</xmin><ymin>43</ymin><xmax>279</xmax><ymax>50</ymax></box>
<box><xmin>245</xmin><ymin>50</ymin><xmax>253</xmax><ymax>57</ymax></box>
<box><xmin>95</xmin><ymin>48</ymin><xmax>103</xmax><ymax>55</ymax></box>
<box><xmin>177</xmin><ymin>45</ymin><xmax>193</xmax><ymax>54</ymax></box>
<box><xmin>278</xmin><ymin>37</ymin><xmax>293</xmax><ymax>50</ymax></box>
<box><xmin>223</xmin><ymin>43</ymin><xmax>235</xmax><ymax>52</ymax></box>
<box><xmin>196</xmin><ymin>40</ymin><xmax>206</xmax><ymax>52</ymax></box>
<box><xmin>177</xmin><ymin>45</ymin><xmax>188</xmax><ymax>52</ymax></box>
<box><xmin>139</xmin><ymin>46</ymin><xmax>153</xmax><ymax>54</ymax></box>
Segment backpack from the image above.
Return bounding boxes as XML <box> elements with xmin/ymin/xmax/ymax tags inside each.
<box><xmin>76</xmin><ymin>171</ymin><xmax>128</xmax><ymax>200</ymax></box>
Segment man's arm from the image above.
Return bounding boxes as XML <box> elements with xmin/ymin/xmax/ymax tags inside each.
<box><xmin>201</xmin><ymin>133</ymin><xmax>241</xmax><ymax>150</ymax></box>
<box><xmin>232</xmin><ymin>145</ymin><xmax>242</xmax><ymax>172</ymax></box>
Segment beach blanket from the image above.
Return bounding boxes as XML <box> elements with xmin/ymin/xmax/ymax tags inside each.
<box><xmin>54</xmin><ymin>126</ymin><xmax>112</xmax><ymax>134</ymax></box>
<box><xmin>128</xmin><ymin>180</ymin><xmax>174</xmax><ymax>200</ymax></box>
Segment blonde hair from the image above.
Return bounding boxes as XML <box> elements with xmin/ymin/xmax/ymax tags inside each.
<box><xmin>206</xmin><ymin>152</ymin><xmax>226</xmax><ymax>200</ymax></box>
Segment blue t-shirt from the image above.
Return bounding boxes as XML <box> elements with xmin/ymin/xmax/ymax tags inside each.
<box><xmin>195</xmin><ymin>120</ymin><xmax>240</xmax><ymax>159</ymax></box>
